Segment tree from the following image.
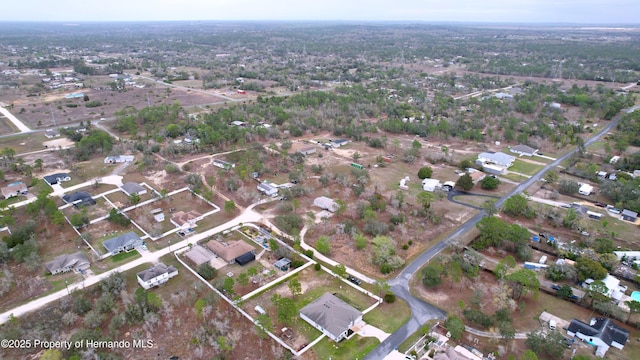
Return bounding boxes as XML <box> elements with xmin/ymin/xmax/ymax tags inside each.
<box><xmin>557</xmin><ymin>284</ymin><xmax>574</xmax><ymax>299</ymax></box>
<box><xmin>455</xmin><ymin>173</ymin><xmax>474</xmax><ymax>191</ymax></box>
<box><xmin>503</xmin><ymin>194</ymin><xmax>532</xmax><ymax>218</ymax></box>
<box><xmin>480</xmin><ymin>176</ymin><xmax>500</xmax><ymax>190</ymax></box>
<box><xmin>412</xmin><ymin>139</ymin><xmax>422</xmax><ymax>151</ymax></box>
<box><xmin>444</xmin><ymin>316</ymin><xmax>465</xmax><ymax>340</ymax></box>
<box><xmin>222</xmin><ymin>277</ymin><xmax>235</xmax><ymax>295</ymax></box>
<box><xmin>417</xmin><ymin>166</ymin><xmax>433</xmax><ymax>179</ymax></box>
<box><xmin>129</xmin><ymin>193</ymin><xmax>141</xmax><ymax>206</ymax></box>
<box><xmin>625</xmin><ymin>300</ymin><xmax>640</xmax><ymax>323</ymax></box>
<box><xmin>374</xmin><ymin>279</ymin><xmax>390</xmax><ymax>298</ymax></box>
<box><xmin>482</xmin><ymin>200</ymin><xmax>497</xmax><ymax>217</ymax></box>
<box><xmin>525</xmin><ymin>331</ymin><xmax>566</xmax><ymax>358</ymax></box>
<box><xmin>224</xmin><ymin>200</ymin><xmax>236</xmax><ymax>214</ymax></box>
<box><xmin>576</xmin><ymin>257</ymin><xmax>607</xmax><ymax>282</ymax></box>
<box><xmin>506</xmin><ymin>269</ymin><xmax>539</xmax><ymax>300</ymax></box>
<box><xmin>558</xmin><ymin>180</ymin><xmax>579</xmax><ymax>195</ymax></box>
<box><xmin>276</xmin><ymin>297</ymin><xmax>296</xmax><ymax>325</ymax></box>
<box><xmin>333</xmin><ymin>264</ymin><xmax>347</xmax><ymax>279</ymax></box>
<box><xmin>416</xmin><ymin>191</ymin><xmax>435</xmax><ymax>211</ymax></box>
<box><xmin>520</xmin><ymin>349</ymin><xmax>538</xmax><ymax>360</ymax></box>
<box><xmin>34</xmin><ymin>158</ymin><xmax>43</xmax><ymax>172</ymax></box>
<box><xmin>586</xmin><ymin>280</ymin><xmax>609</xmax><ymax>307</ymax></box>
<box><xmin>237</xmin><ymin>272</ymin><xmax>249</xmax><ymax>286</ymax></box>
<box><xmin>543</xmin><ymin>170</ymin><xmax>559</xmax><ymax>185</ymax></box>
<box><xmin>316</xmin><ymin>236</ymin><xmax>331</xmax><ymax>255</ymax></box>
<box><xmin>255</xmin><ymin>313</ymin><xmax>272</xmax><ymax>339</ymax></box>
<box><xmin>498</xmin><ymin>320</ymin><xmax>515</xmax><ymax>340</ymax></box>
<box><xmin>288</xmin><ymin>278</ymin><xmax>302</xmax><ymax>298</ymax></box>
<box><xmin>422</xmin><ymin>263</ymin><xmax>443</xmax><ymax>288</ymax></box>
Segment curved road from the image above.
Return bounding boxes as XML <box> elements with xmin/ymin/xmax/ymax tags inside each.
<box><xmin>364</xmin><ymin>105</ymin><xmax>633</xmax><ymax>360</ymax></box>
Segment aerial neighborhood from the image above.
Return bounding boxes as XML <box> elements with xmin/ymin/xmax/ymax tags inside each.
<box><xmin>1</xmin><ymin>19</ymin><xmax>640</xmax><ymax>360</ymax></box>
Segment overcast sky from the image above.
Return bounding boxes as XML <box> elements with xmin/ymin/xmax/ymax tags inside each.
<box><xmin>2</xmin><ymin>0</ymin><xmax>638</xmax><ymax>24</ymax></box>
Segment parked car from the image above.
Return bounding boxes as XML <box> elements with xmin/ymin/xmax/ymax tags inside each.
<box><xmin>347</xmin><ymin>275</ymin><xmax>362</xmax><ymax>285</ymax></box>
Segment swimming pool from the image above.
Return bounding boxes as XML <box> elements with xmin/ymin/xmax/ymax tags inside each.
<box><xmin>631</xmin><ymin>291</ymin><xmax>640</xmax><ymax>302</ymax></box>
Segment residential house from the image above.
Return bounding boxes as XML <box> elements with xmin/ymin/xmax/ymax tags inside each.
<box><xmin>230</xmin><ymin>121</ymin><xmax>246</xmax><ymax>127</ymax></box>
<box><xmin>1</xmin><ymin>182</ymin><xmax>27</xmax><ymax>199</ymax></box>
<box><xmin>579</xmin><ymin>183</ymin><xmax>594</xmax><ymax>196</ymax></box>
<box><xmin>481</xmin><ymin>163</ymin><xmax>508</xmax><ymax>175</ymax></box>
<box><xmin>62</xmin><ymin>191</ymin><xmax>96</xmax><ymax>207</ymax></box>
<box><xmin>442</xmin><ymin>181</ymin><xmax>456</xmax><ymax>191</ymax></box>
<box><xmin>121</xmin><ymin>182</ymin><xmax>147</xmax><ymax>196</ymax></box>
<box><xmin>103</xmin><ymin>232</ymin><xmax>143</xmax><ymax>255</ymax></box>
<box><xmin>43</xmin><ymin>173</ymin><xmax>71</xmax><ymax>185</ymax></box>
<box><xmin>297</xmin><ymin>147</ymin><xmax>316</xmax><ymax>156</ymax></box>
<box><xmin>44</xmin><ymin>129</ymin><xmax>60</xmax><ymax>138</ymax></box>
<box><xmin>257</xmin><ymin>182</ymin><xmax>279</xmax><ymax>197</ymax></box>
<box><xmin>212</xmin><ymin>159</ymin><xmax>235</xmax><ymax>170</ymax></box>
<box><xmin>183</xmin><ymin>245</ymin><xmax>215</xmax><ymax>266</ymax></box>
<box><xmin>467</xmin><ymin>169</ymin><xmax>486</xmax><ymax>184</ymax></box>
<box><xmin>313</xmin><ymin>196</ymin><xmax>340</xmax><ymax>212</ymax></box>
<box><xmin>620</xmin><ymin>209</ymin><xmax>638</xmax><ymax>223</ymax></box>
<box><xmin>510</xmin><ymin>144</ymin><xmax>538</xmax><ymax>157</ymax></box>
<box><xmin>104</xmin><ymin>155</ymin><xmax>134</xmax><ymax>164</ymax></box>
<box><xmin>299</xmin><ymin>293</ymin><xmax>363</xmax><ymax>342</ymax></box>
<box><xmin>45</xmin><ymin>252</ymin><xmax>90</xmax><ymax>275</ymax></box>
<box><xmin>421</xmin><ymin>178</ymin><xmax>441</xmax><ymax>192</ymax></box>
<box><xmin>477</xmin><ymin>152</ymin><xmax>515</xmax><ymax>168</ymax></box>
<box><xmin>136</xmin><ymin>263</ymin><xmax>178</xmax><ymax>289</ymax></box>
<box><xmin>330</xmin><ymin>139</ymin><xmax>349</xmax><ymax>147</ymax></box>
<box><xmin>206</xmin><ymin>240</ymin><xmax>255</xmax><ymax>265</ymax></box>
<box><xmin>171</xmin><ymin>210</ymin><xmax>202</xmax><ymax>228</ymax></box>
<box><xmin>566</xmin><ymin>318</ymin><xmax>629</xmax><ymax>357</ymax></box>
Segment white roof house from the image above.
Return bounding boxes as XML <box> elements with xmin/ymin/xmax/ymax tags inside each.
<box><xmin>104</xmin><ymin>155</ymin><xmax>134</xmax><ymax>164</ymax></box>
<box><xmin>121</xmin><ymin>182</ymin><xmax>147</xmax><ymax>196</ymax></box>
<box><xmin>421</xmin><ymin>178</ymin><xmax>441</xmax><ymax>192</ymax></box>
<box><xmin>510</xmin><ymin>144</ymin><xmax>538</xmax><ymax>157</ymax></box>
<box><xmin>477</xmin><ymin>152</ymin><xmax>515</xmax><ymax>168</ymax></box>
<box><xmin>313</xmin><ymin>196</ymin><xmax>340</xmax><ymax>212</ymax></box>
<box><xmin>579</xmin><ymin>183</ymin><xmax>594</xmax><ymax>196</ymax></box>
<box><xmin>257</xmin><ymin>182</ymin><xmax>279</xmax><ymax>197</ymax></box>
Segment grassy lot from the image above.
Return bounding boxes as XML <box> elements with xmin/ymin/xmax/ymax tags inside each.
<box><xmin>503</xmin><ymin>173</ymin><xmax>529</xmax><ymax>182</ymax></box>
<box><xmin>363</xmin><ymin>298</ymin><xmax>412</xmax><ymax>333</ymax></box>
<box><xmin>111</xmin><ymin>250</ymin><xmax>140</xmax><ymax>263</ymax></box>
<box><xmin>1</xmin><ymin>132</ymin><xmax>48</xmax><ymax>154</ymax></box>
<box><xmin>0</xmin><ymin>116</ymin><xmax>18</xmax><ymax>135</ymax></box>
<box><xmin>509</xmin><ymin>159</ymin><xmax>543</xmax><ymax>176</ymax></box>
<box><xmin>452</xmin><ymin>195</ymin><xmax>493</xmax><ymax>208</ymax></box>
<box><xmin>312</xmin><ymin>336</ymin><xmax>379</xmax><ymax>360</ymax></box>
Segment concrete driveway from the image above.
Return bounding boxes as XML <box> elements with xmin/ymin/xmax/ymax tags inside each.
<box><xmin>356</xmin><ymin>322</ymin><xmax>390</xmax><ymax>342</ymax></box>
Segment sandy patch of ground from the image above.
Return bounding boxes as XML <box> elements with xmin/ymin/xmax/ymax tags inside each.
<box><xmin>43</xmin><ymin>137</ymin><xmax>75</xmax><ymax>149</ymax></box>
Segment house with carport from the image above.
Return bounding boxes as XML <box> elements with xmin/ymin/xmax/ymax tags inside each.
<box><xmin>45</xmin><ymin>252</ymin><xmax>90</xmax><ymax>275</ymax></box>
<box><xmin>136</xmin><ymin>263</ymin><xmax>178</xmax><ymax>289</ymax></box>
<box><xmin>566</xmin><ymin>317</ymin><xmax>629</xmax><ymax>357</ymax></box>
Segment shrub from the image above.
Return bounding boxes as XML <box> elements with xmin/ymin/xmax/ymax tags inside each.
<box><xmin>314</xmin><ymin>263</ymin><xmax>321</xmax><ymax>271</ymax></box>
<box><xmin>198</xmin><ymin>263</ymin><xmax>216</xmax><ymax>280</ymax></box>
<box><xmin>384</xmin><ymin>292</ymin><xmax>396</xmax><ymax>303</ymax></box>
<box><xmin>418</xmin><ymin>166</ymin><xmax>433</xmax><ymax>179</ymax></box>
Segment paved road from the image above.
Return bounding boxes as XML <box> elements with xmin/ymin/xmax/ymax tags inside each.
<box><xmin>0</xmin><ymin>106</ymin><xmax>32</xmax><ymax>133</ymax></box>
<box><xmin>366</xmin><ymin>105</ymin><xmax>633</xmax><ymax>360</ymax></box>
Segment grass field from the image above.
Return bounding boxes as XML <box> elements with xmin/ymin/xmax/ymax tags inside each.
<box><xmin>503</xmin><ymin>173</ymin><xmax>529</xmax><ymax>182</ymax></box>
<box><xmin>509</xmin><ymin>159</ymin><xmax>543</xmax><ymax>175</ymax></box>
<box><xmin>452</xmin><ymin>195</ymin><xmax>493</xmax><ymax>208</ymax></box>
<box><xmin>1</xmin><ymin>132</ymin><xmax>49</xmax><ymax>154</ymax></box>
<box><xmin>312</xmin><ymin>336</ymin><xmax>379</xmax><ymax>360</ymax></box>
<box><xmin>111</xmin><ymin>250</ymin><xmax>140</xmax><ymax>263</ymax></box>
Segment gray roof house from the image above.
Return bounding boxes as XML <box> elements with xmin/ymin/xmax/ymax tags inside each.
<box><xmin>299</xmin><ymin>292</ymin><xmax>363</xmax><ymax>342</ymax></box>
<box><xmin>620</xmin><ymin>209</ymin><xmax>638</xmax><ymax>223</ymax></box>
<box><xmin>44</xmin><ymin>173</ymin><xmax>71</xmax><ymax>185</ymax></box>
<box><xmin>510</xmin><ymin>144</ymin><xmax>538</xmax><ymax>157</ymax></box>
<box><xmin>313</xmin><ymin>196</ymin><xmax>340</xmax><ymax>212</ymax></box>
<box><xmin>183</xmin><ymin>245</ymin><xmax>214</xmax><ymax>266</ymax></box>
<box><xmin>136</xmin><ymin>263</ymin><xmax>178</xmax><ymax>290</ymax></box>
<box><xmin>62</xmin><ymin>191</ymin><xmax>96</xmax><ymax>207</ymax></box>
<box><xmin>257</xmin><ymin>182</ymin><xmax>279</xmax><ymax>197</ymax></box>
<box><xmin>121</xmin><ymin>182</ymin><xmax>147</xmax><ymax>196</ymax></box>
<box><xmin>1</xmin><ymin>182</ymin><xmax>27</xmax><ymax>199</ymax></box>
<box><xmin>567</xmin><ymin>318</ymin><xmax>629</xmax><ymax>357</ymax></box>
<box><xmin>45</xmin><ymin>252</ymin><xmax>90</xmax><ymax>275</ymax></box>
<box><xmin>103</xmin><ymin>232</ymin><xmax>143</xmax><ymax>255</ymax></box>
<box><xmin>297</xmin><ymin>147</ymin><xmax>316</xmax><ymax>156</ymax></box>
<box><xmin>477</xmin><ymin>152</ymin><xmax>516</xmax><ymax>168</ymax></box>
<box><xmin>104</xmin><ymin>155</ymin><xmax>134</xmax><ymax>164</ymax></box>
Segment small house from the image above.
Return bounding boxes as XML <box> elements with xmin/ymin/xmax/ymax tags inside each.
<box><xmin>579</xmin><ymin>183</ymin><xmax>594</xmax><ymax>196</ymax></box>
<box><xmin>299</xmin><ymin>293</ymin><xmax>362</xmax><ymax>342</ymax></box>
<box><xmin>477</xmin><ymin>152</ymin><xmax>515</xmax><ymax>168</ymax></box>
<box><xmin>313</xmin><ymin>196</ymin><xmax>340</xmax><ymax>212</ymax></box>
<box><xmin>212</xmin><ymin>159</ymin><xmax>235</xmax><ymax>170</ymax></box>
<box><xmin>121</xmin><ymin>182</ymin><xmax>147</xmax><ymax>196</ymax></box>
<box><xmin>104</xmin><ymin>155</ymin><xmax>134</xmax><ymax>164</ymax></box>
<box><xmin>45</xmin><ymin>252</ymin><xmax>90</xmax><ymax>275</ymax></box>
<box><xmin>257</xmin><ymin>182</ymin><xmax>279</xmax><ymax>197</ymax></box>
<box><xmin>136</xmin><ymin>263</ymin><xmax>178</xmax><ymax>290</ymax></box>
<box><xmin>44</xmin><ymin>129</ymin><xmax>60</xmax><ymax>138</ymax></box>
<box><xmin>274</xmin><ymin>258</ymin><xmax>292</xmax><ymax>271</ymax></box>
<box><xmin>1</xmin><ymin>182</ymin><xmax>28</xmax><ymax>199</ymax></box>
<box><xmin>171</xmin><ymin>210</ymin><xmax>202</xmax><ymax>228</ymax></box>
<box><xmin>330</xmin><ymin>139</ymin><xmax>348</xmax><ymax>147</ymax></box>
<box><xmin>44</xmin><ymin>173</ymin><xmax>71</xmax><ymax>186</ymax></box>
<box><xmin>103</xmin><ymin>232</ymin><xmax>143</xmax><ymax>255</ymax></box>
<box><xmin>421</xmin><ymin>178</ymin><xmax>441</xmax><ymax>192</ymax></box>
<box><xmin>297</xmin><ymin>147</ymin><xmax>316</xmax><ymax>156</ymax></box>
<box><xmin>442</xmin><ymin>181</ymin><xmax>456</xmax><ymax>191</ymax></box>
<box><xmin>620</xmin><ymin>209</ymin><xmax>638</xmax><ymax>223</ymax></box>
<box><xmin>510</xmin><ymin>144</ymin><xmax>538</xmax><ymax>157</ymax></box>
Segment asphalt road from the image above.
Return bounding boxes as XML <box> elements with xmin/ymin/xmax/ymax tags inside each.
<box><xmin>364</xmin><ymin>105</ymin><xmax>631</xmax><ymax>360</ymax></box>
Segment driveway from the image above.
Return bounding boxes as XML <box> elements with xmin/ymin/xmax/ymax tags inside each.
<box><xmin>355</xmin><ymin>322</ymin><xmax>390</xmax><ymax>342</ymax></box>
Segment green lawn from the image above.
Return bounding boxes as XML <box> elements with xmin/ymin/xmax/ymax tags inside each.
<box><xmin>509</xmin><ymin>159</ymin><xmax>543</xmax><ymax>175</ymax></box>
<box><xmin>503</xmin><ymin>173</ymin><xmax>529</xmax><ymax>182</ymax></box>
<box><xmin>363</xmin><ymin>299</ymin><xmax>411</xmax><ymax>333</ymax></box>
<box><xmin>111</xmin><ymin>250</ymin><xmax>140</xmax><ymax>263</ymax></box>
<box><xmin>452</xmin><ymin>195</ymin><xmax>493</xmax><ymax>208</ymax></box>
<box><xmin>311</xmin><ymin>335</ymin><xmax>379</xmax><ymax>360</ymax></box>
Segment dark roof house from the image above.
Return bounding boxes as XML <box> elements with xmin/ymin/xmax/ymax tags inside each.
<box><xmin>299</xmin><ymin>292</ymin><xmax>363</xmax><ymax>342</ymax></box>
<box><xmin>62</xmin><ymin>191</ymin><xmax>96</xmax><ymax>207</ymax></box>
<box><xmin>44</xmin><ymin>173</ymin><xmax>71</xmax><ymax>185</ymax></box>
<box><xmin>103</xmin><ymin>232</ymin><xmax>143</xmax><ymax>255</ymax></box>
<box><xmin>121</xmin><ymin>182</ymin><xmax>147</xmax><ymax>196</ymax></box>
<box><xmin>621</xmin><ymin>209</ymin><xmax>638</xmax><ymax>223</ymax></box>
<box><xmin>567</xmin><ymin>318</ymin><xmax>629</xmax><ymax>357</ymax></box>
<box><xmin>136</xmin><ymin>263</ymin><xmax>178</xmax><ymax>289</ymax></box>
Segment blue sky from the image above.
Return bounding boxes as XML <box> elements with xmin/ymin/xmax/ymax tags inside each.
<box><xmin>2</xmin><ymin>0</ymin><xmax>638</xmax><ymax>23</ymax></box>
